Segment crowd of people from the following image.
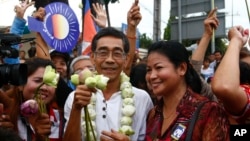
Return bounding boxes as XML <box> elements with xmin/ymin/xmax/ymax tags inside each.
<box><xmin>0</xmin><ymin>0</ymin><xmax>250</xmax><ymax>141</ymax></box>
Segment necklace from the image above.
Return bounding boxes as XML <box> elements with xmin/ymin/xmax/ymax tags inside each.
<box><xmin>163</xmin><ymin>112</ymin><xmax>176</xmax><ymax>119</ymax></box>
<box><xmin>163</xmin><ymin>108</ymin><xmax>176</xmax><ymax>119</ymax></box>
<box><xmin>81</xmin><ymin>71</ymin><xmax>136</xmax><ymax>139</ymax></box>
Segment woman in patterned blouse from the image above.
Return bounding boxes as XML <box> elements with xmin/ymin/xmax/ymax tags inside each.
<box><xmin>145</xmin><ymin>40</ymin><xmax>230</xmax><ymax>141</ymax></box>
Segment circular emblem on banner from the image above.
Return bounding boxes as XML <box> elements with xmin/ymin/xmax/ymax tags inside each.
<box><xmin>44</xmin><ymin>2</ymin><xmax>79</xmax><ymax>52</ymax></box>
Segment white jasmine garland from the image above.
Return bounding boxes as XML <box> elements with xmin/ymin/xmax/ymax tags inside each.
<box><xmin>82</xmin><ymin>71</ymin><xmax>135</xmax><ymax>140</ymax></box>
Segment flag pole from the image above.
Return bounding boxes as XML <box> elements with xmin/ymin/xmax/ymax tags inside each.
<box><xmin>245</xmin><ymin>0</ymin><xmax>250</xmax><ymax>25</ymax></box>
<box><xmin>211</xmin><ymin>0</ymin><xmax>215</xmax><ymax>54</ymax></box>
<box><xmin>104</xmin><ymin>3</ymin><xmax>111</xmax><ymax>27</ymax></box>
<box><xmin>80</xmin><ymin>0</ymin><xmax>86</xmax><ymax>56</ymax></box>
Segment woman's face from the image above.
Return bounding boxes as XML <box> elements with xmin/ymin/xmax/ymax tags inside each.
<box><xmin>146</xmin><ymin>52</ymin><xmax>185</xmax><ymax>96</ymax></box>
<box><xmin>23</xmin><ymin>67</ymin><xmax>56</xmax><ymax>104</ymax></box>
<box><xmin>52</xmin><ymin>56</ymin><xmax>68</xmax><ymax>79</ymax></box>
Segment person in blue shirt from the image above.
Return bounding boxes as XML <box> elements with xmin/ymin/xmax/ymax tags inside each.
<box><xmin>4</xmin><ymin>0</ymin><xmax>34</xmax><ymax>64</ymax></box>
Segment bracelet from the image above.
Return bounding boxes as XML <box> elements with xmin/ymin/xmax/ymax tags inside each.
<box><xmin>126</xmin><ymin>35</ymin><xmax>136</xmax><ymax>39</ymax></box>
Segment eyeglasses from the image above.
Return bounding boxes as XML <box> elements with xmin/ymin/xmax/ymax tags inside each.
<box><xmin>94</xmin><ymin>49</ymin><xmax>125</xmax><ymax>60</ymax></box>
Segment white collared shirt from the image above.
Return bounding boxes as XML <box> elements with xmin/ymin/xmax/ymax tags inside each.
<box><xmin>64</xmin><ymin>87</ymin><xmax>154</xmax><ymax>141</ymax></box>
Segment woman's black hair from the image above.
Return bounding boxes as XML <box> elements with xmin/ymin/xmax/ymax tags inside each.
<box><xmin>25</xmin><ymin>57</ymin><xmax>72</xmax><ymax>108</ymax></box>
<box><xmin>25</xmin><ymin>57</ymin><xmax>55</xmax><ymax>77</ymax></box>
<box><xmin>147</xmin><ymin>40</ymin><xmax>202</xmax><ymax>93</ymax></box>
<box><xmin>239</xmin><ymin>61</ymin><xmax>250</xmax><ymax>85</ymax></box>
<box><xmin>130</xmin><ymin>63</ymin><xmax>148</xmax><ymax>91</ymax></box>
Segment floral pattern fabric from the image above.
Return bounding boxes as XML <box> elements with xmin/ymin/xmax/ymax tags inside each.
<box><xmin>145</xmin><ymin>90</ymin><xmax>230</xmax><ymax>141</ymax></box>
<box><xmin>230</xmin><ymin>85</ymin><xmax>250</xmax><ymax>124</ymax></box>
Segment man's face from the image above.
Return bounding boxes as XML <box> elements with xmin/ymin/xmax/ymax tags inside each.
<box><xmin>19</xmin><ymin>51</ymin><xmax>25</xmax><ymax>59</ymax></box>
<box><xmin>91</xmin><ymin>36</ymin><xmax>127</xmax><ymax>83</ymax></box>
<box><xmin>214</xmin><ymin>52</ymin><xmax>222</xmax><ymax>61</ymax></box>
<box><xmin>209</xmin><ymin>54</ymin><xmax>215</xmax><ymax>62</ymax></box>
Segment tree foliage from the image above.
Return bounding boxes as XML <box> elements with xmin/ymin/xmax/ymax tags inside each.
<box><xmin>139</xmin><ymin>33</ymin><xmax>153</xmax><ymax>49</ymax></box>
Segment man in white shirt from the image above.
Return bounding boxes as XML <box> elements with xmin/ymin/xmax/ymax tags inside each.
<box><xmin>63</xmin><ymin>2</ymin><xmax>154</xmax><ymax>140</ymax></box>
<box><xmin>186</xmin><ymin>40</ymin><xmax>200</xmax><ymax>54</ymax></box>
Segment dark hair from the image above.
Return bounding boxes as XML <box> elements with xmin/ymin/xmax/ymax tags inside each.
<box><xmin>130</xmin><ymin>63</ymin><xmax>148</xmax><ymax>91</ymax></box>
<box><xmin>240</xmin><ymin>47</ymin><xmax>250</xmax><ymax>59</ymax></box>
<box><xmin>203</xmin><ymin>57</ymin><xmax>210</xmax><ymax>62</ymax></box>
<box><xmin>28</xmin><ymin>47</ymin><xmax>36</xmax><ymax>58</ymax></box>
<box><xmin>147</xmin><ymin>40</ymin><xmax>202</xmax><ymax>93</ymax></box>
<box><xmin>239</xmin><ymin>61</ymin><xmax>250</xmax><ymax>84</ymax></box>
<box><xmin>91</xmin><ymin>27</ymin><xmax>129</xmax><ymax>54</ymax></box>
<box><xmin>50</xmin><ymin>50</ymin><xmax>70</xmax><ymax>64</ymax></box>
<box><xmin>0</xmin><ymin>127</ymin><xmax>22</xmax><ymax>141</ymax></box>
<box><xmin>213</xmin><ymin>50</ymin><xmax>222</xmax><ymax>55</ymax></box>
<box><xmin>34</xmin><ymin>0</ymin><xmax>68</xmax><ymax>10</ymax></box>
<box><xmin>25</xmin><ymin>57</ymin><xmax>55</xmax><ymax>77</ymax></box>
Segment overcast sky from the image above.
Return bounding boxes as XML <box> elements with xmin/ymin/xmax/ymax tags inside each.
<box><xmin>0</xmin><ymin>0</ymin><xmax>249</xmax><ymax>39</ymax></box>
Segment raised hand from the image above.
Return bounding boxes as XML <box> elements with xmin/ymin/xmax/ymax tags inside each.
<box><xmin>127</xmin><ymin>0</ymin><xmax>141</xmax><ymax>28</ymax></box>
<box><xmin>14</xmin><ymin>0</ymin><xmax>35</xmax><ymax>19</ymax></box>
<box><xmin>91</xmin><ymin>3</ymin><xmax>107</xmax><ymax>28</ymax></box>
<box><xmin>32</xmin><ymin>7</ymin><xmax>46</xmax><ymax>21</ymax></box>
<box><xmin>228</xmin><ymin>26</ymin><xmax>249</xmax><ymax>47</ymax></box>
<box><xmin>203</xmin><ymin>8</ymin><xmax>219</xmax><ymax>36</ymax></box>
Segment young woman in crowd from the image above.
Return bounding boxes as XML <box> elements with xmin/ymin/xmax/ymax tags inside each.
<box><xmin>2</xmin><ymin>57</ymin><xmax>64</xmax><ymax>141</ymax></box>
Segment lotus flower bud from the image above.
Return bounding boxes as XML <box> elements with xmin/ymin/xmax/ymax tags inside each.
<box><xmin>79</xmin><ymin>68</ymin><xmax>93</xmax><ymax>84</ymax></box>
<box><xmin>70</xmin><ymin>74</ymin><xmax>80</xmax><ymax>85</ymax></box>
<box><xmin>85</xmin><ymin>77</ymin><xmax>97</xmax><ymax>88</ymax></box>
<box><xmin>123</xmin><ymin>98</ymin><xmax>134</xmax><ymax>106</ymax></box>
<box><xmin>120</xmin><ymin>116</ymin><xmax>132</xmax><ymax>125</ymax></box>
<box><xmin>95</xmin><ymin>75</ymin><xmax>109</xmax><ymax>90</ymax></box>
<box><xmin>120</xmin><ymin>81</ymin><xmax>132</xmax><ymax>90</ymax></box>
<box><xmin>43</xmin><ymin>65</ymin><xmax>60</xmax><ymax>87</ymax></box>
<box><xmin>120</xmin><ymin>72</ymin><xmax>130</xmax><ymax>83</ymax></box>
<box><xmin>122</xmin><ymin>105</ymin><xmax>135</xmax><ymax>117</ymax></box>
<box><xmin>20</xmin><ymin>99</ymin><xmax>39</xmax><ymax>117</ymax></box>
<box><xmin>119</xmin><ymin>125</ymin><xmax>135</xmax><ymax>135</ymax></box>
<box><xmin>121</xmin><ymin>87</ymin><xmax>134</xmax><ymax>98</ymax></box>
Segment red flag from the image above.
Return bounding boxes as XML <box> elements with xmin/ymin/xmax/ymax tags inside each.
<box><xmin>81</xmin><ymin>0</ymin><xmax>97</xmax><ymax>55</ymax></box>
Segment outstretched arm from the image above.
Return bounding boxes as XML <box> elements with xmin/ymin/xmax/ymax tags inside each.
<box><xmin>32</xmin><ymin>7</ymin><xmax>51</xmax><ymax>60</ymax></box>
<box><xmin>124</xmin><ymin>0</ymin><xmax>141</xmax><ymax>76</ymax></box>
<box><xmin>4</xmin><ymin>0</ymin><xmax>34</xmax><ymax>64</ymax></box>
<box><xmin>212</xmin><ymin>26</ymin><xmax>249</xmax><ymax>115</ymax></box>
<box><xmin>191</xmin><ymin>8</ymin><xmax>219</xmax><ymax>64</ymax></box>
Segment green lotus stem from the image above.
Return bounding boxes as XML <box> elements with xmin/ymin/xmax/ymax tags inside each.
<box><xmin>84</xmin><ymin>106</ymin><xmax>90</xmax><ymax>140</ymax></box>
<box><xmin>34</xmin><ymin>82</ymin><xmax>48</xmax><ymax>141</ymax></box>
<box><xmin>86</xmin><ymin>107</ymin><xmax>96</xmax><ymax>141</ymax></box>
<box><xmin>34</xmin><ymin>83</ymin><xmax>45</xmax><ymax>99</ymax></box>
